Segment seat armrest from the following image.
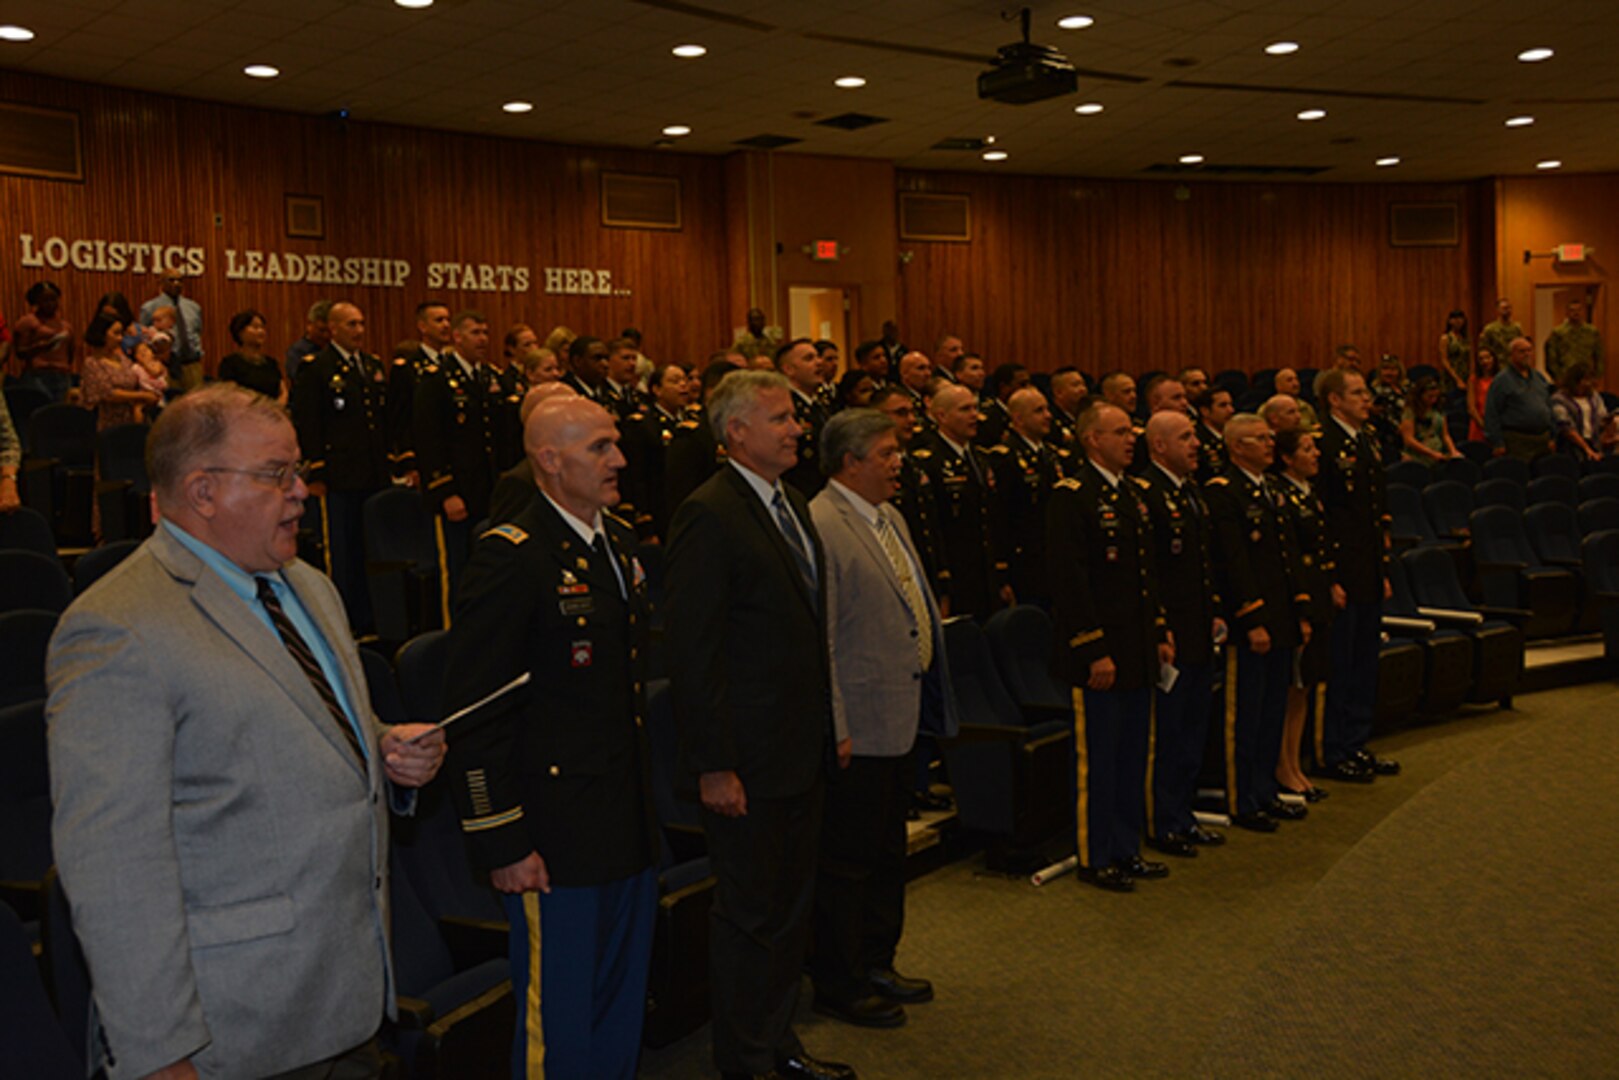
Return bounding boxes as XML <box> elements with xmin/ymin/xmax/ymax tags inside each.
<box><xmin>1476</xmin><ymin>605</ymin><xmax>1533</xmax><ymax>622</ymax></box>
<box><xmin>440</xmin><ymin>916</ymin><xmax>509</xmax><ymax>971</ymax></box>
<box><xmin>1416</xmin><ymin>606</ymin><xmax>1483</xmax><ymax>625</ymax></box>
<box><xmin>1476</xmin><ymin>559</ymin><xmax>1528</xmax><ymax>572</ymax></box>
<box><xmin>395</xmin><ymin>995</ymin><xmax>436</xmax><ymax>1031</ymax></box>
<box><xmin>1383</xmin><ymin>615</ymin><xmax>1437</xmax><ymax>632</ymax></box>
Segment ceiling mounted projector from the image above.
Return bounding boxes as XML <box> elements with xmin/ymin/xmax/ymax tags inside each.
<box><xmin>978</xmin><ymin>8</ymin><xmax>1079</xmax><ymax>105</ymax></box>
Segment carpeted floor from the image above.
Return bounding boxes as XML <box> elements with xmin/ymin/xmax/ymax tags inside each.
<box><xmin>641</xmin><ymin>682</ymin><xmax>1619</xmax><ymax>1079</ymax></box>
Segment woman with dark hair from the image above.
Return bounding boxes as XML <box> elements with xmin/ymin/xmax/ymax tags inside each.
<box><xmin>834</xmin><ymin>369</ymin><xmax>876</xmax><ymax>411</ymax></box>
<box><xmin>96</xmin><ymin>291</ymin><xmax>142</xmax><ymax>354</ymax></box>
<box><xmin>13</xmin><ymin>281</ymin><xmax>76</xmax><ymax>402</ymax></box>
<box><xmin>1400</xmin><ymin>375</ymin><xmax>1459</xmax><ymax>462</ymax></box>
<box><xmin>81</xmin><ymin>314</ymin><xmax>159</xmax><ymax>428</ymax></box>
<box><xmin>1551</xmin><ymin>361</ymin><xmax>1614</xmax><ymax>461</ymax></box>
<box><xmin>1467</xmin><ymin>345</ymin><xmax>1497</xmax><ymax>443</ymax></box>
<box><xmin>1271</xmin><ymin>427</ymin><xmax>1333</xmax><ymax>803</ymax></box>
<box><xmin>1439</xmin><ymin>309</ymin><xmax>1470</xmax><ymax>390</ymax></box>
<box><xmin>217</xmin><ymin>309</ymin><xmax>284</xmax><ymax>401</ymax></box>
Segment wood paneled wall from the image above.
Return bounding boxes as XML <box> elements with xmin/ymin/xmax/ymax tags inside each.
<box><xmin>893</xmin><ymin>170</ymin><xmax>1489</xmax><ymax>377</ymax></box>
<box><xmin>0</xmin><ymin>71</ymin><xmax>732</xmax><ymax>372</ymax></box>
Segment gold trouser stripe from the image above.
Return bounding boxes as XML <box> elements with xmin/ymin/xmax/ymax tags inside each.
<box><xmin>318</xmin><ymin>494</ymin><xmax>333</xmax><ymax>577</ymax></box>
<box><xmin>1313</xmin><ymin>681</ymin><xmax>1328</xmax><ymax>766</ymax></box>
<box><xmin>1223</xmin><ymin>648</ymin><xmax>1239</xmax><ymax>816</ymax></box>
<box><xmin>435</xmin><ymin>515</ymin><xmax>453</xmax><ymax>628</ymax></box>
<box><xmin>523</xmin><ymin>891</ymin><xmax>545</xmax><ymax>1078</ymax></box>
<box><xmin>1072</xmin><ymin>687</ymin><xmax>1091</xmax><ymax>868</ymax></box>
<box><xmin>1144</xmin><ymin>692</ymin><xmax>1158</xmax><ymax>838</ymax></box>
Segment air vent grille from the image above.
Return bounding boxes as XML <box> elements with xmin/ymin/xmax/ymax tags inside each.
<box><xmin>899</xmin><ymin>193</ymin><xmax>970</xmax><ymax>243</ymax></box>
<box><xmin>1389</xmin><ymin>203</ymin><xmax>1459</xmax><ymax>248</ymax></box>
<box><xmin>0</xmin><ymin>103</ymin><xmax>82</xmax><ymax>181</ymax></box>
<box><xmin>601</xmin><ymin>172</ymin><xmax>683</xmax><ymax>231</ymax></box>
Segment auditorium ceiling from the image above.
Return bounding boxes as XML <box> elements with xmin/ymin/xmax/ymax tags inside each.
<box><xmin>3</xmin><ymin>0</ymin><xmax>1617</xmax><ymax>181</ymax></box>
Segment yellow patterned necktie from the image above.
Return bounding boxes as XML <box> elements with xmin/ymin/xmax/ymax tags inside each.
<box><xmin>876</xmin><ymin>511</ymin><xmax>934</xmax><ymax>671</ymax></box>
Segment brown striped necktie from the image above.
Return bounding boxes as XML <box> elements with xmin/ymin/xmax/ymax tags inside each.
<box><xmin>256</xmin><ymin>576</ymin><xmax>366</xmax><ymax>764</ymax></box>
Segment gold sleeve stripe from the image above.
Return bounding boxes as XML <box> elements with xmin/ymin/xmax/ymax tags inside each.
<box><xmin>1236</xmin><ymin>599</ymin><xmax>1265</xmax><ymax>616</ymax></box>
<box><xmin>1069</xmin><ymin>629</ymin><xmax>1104</xmax><ymax>648</ymax></box>
<box><xmin>460</xmin><ymin>807</ymin><xmax>524</xmax><ymax>832</ymax></box>
<box><xmin>428</xmin><ymin>474</ymin><xmax>454</xmax><ymax>490</ymax></box>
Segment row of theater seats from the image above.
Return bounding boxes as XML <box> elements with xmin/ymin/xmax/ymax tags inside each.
<box><xmin>11</xmin><ymin>401</ymin><xmax>155</xmax><ymax>548</ymax></box>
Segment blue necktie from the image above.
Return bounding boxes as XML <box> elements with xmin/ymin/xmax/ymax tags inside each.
<box><xmin>772</xmin><ymin>489</ymin><xmax>817</xmax><ymax>594</ymax></box>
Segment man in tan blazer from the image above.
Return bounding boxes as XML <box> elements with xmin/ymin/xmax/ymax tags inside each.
<box><xmin>48</xmin><ymin>384</ymin><xmax>445</xmax><ymax>1080</ymax></box>
<box><xmin>808</xmin><ymin>408</ymin><xmax>958</xmax><ymax>1030</ymax></box>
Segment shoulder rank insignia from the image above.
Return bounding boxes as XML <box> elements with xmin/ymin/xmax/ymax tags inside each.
<box><xmin>1055</xmin><ymin>477</ymin><xmax>1083</xmax><ymax>491</ymax></box>
<box><xmin>1131</xmin><ymin>475</ymin><xmax>1150</xmax><ymax>488</ymax></box>
<box><xmin>988</xmin><ymin>445</ymin><xmax>1010</xmax><ymax>455</ymax></box>
<box><xmin>1207</xmin><ymin>476</ymin><xmax>1230</xmax><ymax>486</ymax></box>
<box><xmin>603</xmin><ymin>509</ymin><xmax>631</xmax><ymax>530</ymax></box>
<box><xmin>300</xmin><ymin>353</ymin><xmax>316</xmax><ymax>364</ymax></box>
<box><xmin>481</xmin><ymin>523</ymin><xmax>529</xmax><ymax>544</ymax></box>
<box><xmin>912</xmin><ymin>448</ymin><xmax>934</xmax><ymax>460</ymax></box>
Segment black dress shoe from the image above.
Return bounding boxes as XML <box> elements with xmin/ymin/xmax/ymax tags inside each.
<box><xmin>1231</xmin><ymin>811</ymin><xmax>1279</xmax><ymax>832</ymax></box>
<box><xmin>1186</xmin><ymin>825</ymin><xmax>1226</xmax><ymax>846</ymax></box>
<box><xmin>812</xmin><ymin>992</ymin><xmax>905</xmax><ymax>1028</ymax></box>
<box><xmin>1354</xmin><ymin>748</ymin><xmax>1401</xmax><ymax>775</ymax></box>
<box><xmin>1119</xmin><ymin>855</ymin><xmax>1169</xmax><ymax>879</ymax></box>
<box><xmin>867</xmin><ymin>967</ymin><xmax>933</xmax><ymax>1003</ymax></box>
<box><xmin>1266</xmin><ymin>798</ymin><xmax>1308</xmax><ymax>821</ymax></box>
<box><xmin>1145</xmin><ymin>834</ymin><xmax>1198</xmax><ymax>857</ymax></box>
<box><xmin>1281</xmin><ymin>784</ymin><xmax>1329</xmax><ymax>803</ymax></box>
<box><xmin>1312</xmin><ymin>759</ymin><xmax>1375</xmax><ymax>783</ymax></box>
<box><xmin>776</xmin><ymin>1053</ymin><xmax>858</xmax><ymax>1080</ymax></box>
<box><xmin>1076</xmin><ymin>864</ymin><xmax>1134</xmax><ymax>892</ymax></box>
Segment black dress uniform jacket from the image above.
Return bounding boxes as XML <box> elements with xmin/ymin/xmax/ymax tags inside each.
<box><xmin>1316</xmin><ymin>417</ymin><xmax>1390</xmax><ymax>604</ymax></box>
<box><xmin>385</xmin><ymin>345</ymin><xmax>441</xmax><ymax>478</ymax></box>
<box><xmin>1195</xmin><ymin>422</ymin><xmax>1228</xmax><ymax>483</ymax></box>
<box><xmin>665</xmin><ymin>465</ymin><xmax>832</xmax><ymax>798</ymax></box>
<box><xmin>1138</xmin><ymin>464</ymin><xmax>1221</xmax><ymax>667</ymax></box>
<box><xmin>1046</xmin><ymin>461</ymin><xmax>1168</xmax><ymax>690</ymax></box>
<box><xmin>1277</xmin><ymin>473</ymin><xmax>1337</xmax><ymax>683</ymax></box>
<box><xmin>412</xmin><ymin>354</ymin><xmax>503</xmax><ymax>521</ymax></box>
<box><xmin>992</xmin><ymin>433</ymin><xmax>1073</xmax><ymax>605</ymax></box>
<box><xmin>890</xmin><ymin>451</ymin><xmax>944</xmax><ymax>597</ymax></box>
<box><xmin>911</xmin><ymin>432</ymin><xmax>1007</xmax><ymax>617</ymax></box>
<box><xmin>291</xmin><ymin>344</ymin><xmax>393</xmax><ymax>490</ymax></box>
<box><xmin>620</xmin><ymin>405</ymin><xmax>700</xmax><ymax>541</ymax></box>
<box><xmin>443</xmin><ymin>499</ymin><xmax>658</xmax><ymax>886</ymax></box>
<box><xmin>1205</xmin><ymin>466</ymin><xmax>1309</xmax><ymax>648</ymax></box>
<box><xmin>784</xmin><ymin>390</ymin><xmax>830</xmax><ymax>497</ymax></box>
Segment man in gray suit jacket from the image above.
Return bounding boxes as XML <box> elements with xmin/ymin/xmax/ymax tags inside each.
<box><xmin>47</xmin><ymin>384</ymin><xmax>446</xmax><ymax>1080</ymax></box>
<box><xmin>808</xmin><ymin>409</ymin><xmax>959</xmax><ymax>1030</ymax></box>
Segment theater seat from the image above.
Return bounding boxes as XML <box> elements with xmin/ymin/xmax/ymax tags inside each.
<box><xmin>1381</xmin><ymin>562</ymin><xmax>1472</xmax><ymax>716</ymax></box>
<box><xmin>982</xmin><ymin>605</ymin><xmax>1071</xmax><ymax>719</ymax></box>
<box><xmin>1524</xmin><ymin>503</ymin><xmax>1583</xmax><ymax>569</ymax></box>
<box><xmin>1373</xmin><ymin>637</ymin><xmax>1425</xmax><ymax>732</ymax></box>
<box><xmin>1578</xmin><ymin>497</ymin><xmax>1619</xmax><ymax>537</ymax></box>
<box><xmin>1532</xmin><ymin>453</ymin><xmax>1579</xmax><ymax>481</ymax></box>
<box><xmin>938</xmin><ymin>619</ymin><xmax>1072</xmax><ymax>871</ymax></box>
<box><xmin>1473</xmin><ymin>477</ymin><xmax>1525</xmax><ymax>514</ymax></box>
<box><xmin>1470</xmin><ymin>506</ymin><xmax>1578</xmax><ymax>638</ymax></box>
<box><xmin>93</xmin><ymin>422</ymin><xmax>153</xmax><ymax>543</ymax></box>
<box><xmin>40</xmin><ymin>869</ymin><xmax>92</xmax><ymax>1070</ymax></box>
<box><xmin>25</xmin><ymin>405</ymin><xmax>96</xmax><ymax>546</ymax></box>
<box><xmin>1481</xmin><ymin>456</ymin><xmax>1531</xmax><ymax>486</ymax></box>
<box><xmin>0</xmin><ymin>700</ymin><xmax>52</xmax><ymax>923</ymax></box>
<box><xmin>1401</xmin><ymin>548</ymin><xmax>1523</xmax><ymax>707</ymax></box>
<box><xmin>1436</xmin><ymin>456</ymin><xmax>1480</xmax><ymax>487</ymax></box>
<box><xmin>1387</xmin><ymin>483</ymin><xmax>1448</xmax><ymax>551</ymax></box>
<box><xmin>1385</xmin><ymin>460</ymin><xmax>1431</xmax><ymax>490</ymax></box>
<box><xmin>0</xmin><ymin>610</ymin><xmax>57</xmax><ymax>708</ymax></box>
<box><xmin>1578</xmin><ymin>473</ymin><xmax>1619</xmax><ymax>502</ymax></box>
<box><xmin>71</xmin><ymin>539</ymin><xmax>141</xmax><ymax>594</ymax></box>
<box><xmin>0</xmin><ymin>898</ymin><xmax>81</xmax><ymax>1078</ymax></box>
<box><xmin>0</xmin><ymin>506</ymin><xmax>56</xmax><ymax>559</ymax></box>
<box><xmin>395</xmin><ymin>630</ymin><xmax>449</xmax><ymax>725</ymax></box>
<box><xmin>0</xmin><ymin>550</ymin><xmax>72</xmax><ymax>615</ymax></box>
<box><xmin>1527</xmin><ymin>474</ymin><xmax>1577</xmax><ymax>508</ymax></box>
<box><xmin>360</xmin><ymin>646</ymin><xmax>407</xmax><ymax>727</ymax></box>
<box><xmin>1580</xmin><ymin>530</ymin><xmax>1619</xmax><ymax>672</ymax></box>
<box><xmin>1422</xmin><ymin>481</ymin><xmax>1474</xmax><ymax>541</ymax></box>
<box><xmin>365</xmin><ymin>488</ymin><xmax>443</xmax><ymax>643</ymax></box>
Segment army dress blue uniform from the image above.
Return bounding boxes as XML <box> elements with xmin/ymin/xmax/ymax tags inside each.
<box><xmin>991</xmin><ymin>432</ymin><xmax>1072</xmax><ymax>609</ymax></box>
<box><xmin>1138</xmin><ymin>463</ymin><xmax>1221</xmax><ymax>845</ymax></box>
<box><xmin>1046</xmin><ymin>462</ymin><xmax>1168</xmax><ymax>876</ymax></box>
<box><xmin>619</xmin><ymin>404</ymin><xmax>701</xmax><ymax>542</ymax></box>
<box><xmin>1277</xmin><ymin>474</ymin><xmax>1339</xmax><ymax>765</ymax></box>
<box><xmin>290</xmin><ymin>342</ymin><xmax>394</xmax><ymax>634</ymax></box>
<box><xmin>1205</xmin><ymin>466</ymin><xmax>1309</xmax><ymax>822</ymax></box>
<box><xmin>912</xmin><ymin>432</ymin><xmax>1008</xmax><ymax>619</ymax></box>
<box><xmin>443</xmin><ymin>500</ymin><xmax>659</xmax><ymax>1079</ymax></box>
<box><xmin>784</xmin><ymin>388</ymin><xmax>830</xmax><ymax>497</ymax></box>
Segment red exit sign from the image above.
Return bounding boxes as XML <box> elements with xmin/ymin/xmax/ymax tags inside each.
<box><xmin>813</xmin><ymin>239</ymin><xmax>840</xmax><ymax>261</ymax></box>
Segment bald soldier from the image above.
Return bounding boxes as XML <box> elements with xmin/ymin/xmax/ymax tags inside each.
<box><xmin>992</xmin><ymin>386</ymin><xmax>1072</xmax><ymax>608</ymax></box>
<box><xmin>1259</xmin><ymin>394</ymin><xmax>1302</xmax><ymax>433</ymax></box>
<box><xmin>443</xmin><ymin>397</ymin><xmax>659</xmax><ymax>1077</ymax></box>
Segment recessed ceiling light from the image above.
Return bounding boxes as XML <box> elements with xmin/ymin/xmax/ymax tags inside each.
<box><xmin>1297</xmin><ymin>108</ymin><xmax>1326</xmax><ymax>121</ymax></box>
<box><xmin>1057</xmin><ymin>15</ymin><xmax>1095</xmax><ymax>30</ymax></box>
<box><xmin>662</xmin><ymin>125</ymin><xmax>691</xmax><ymax>137</ymax></box>
<box><xmin>1376</xmin><ymin>156</ymin><xmax>1401</xmax><ymax>167</ymax></box>
<box><xmin>502</xmin><ymin>101</ymin><xmax>533</xmax><ymax>113</ymax></box>
<box><xmin>1074</xmin><ymin>102</ymin><xmax>1104</xmax><ymax>115</ymax></box>
<box><xmin>671</xmin><ymin>44</ymin><xmax>706</xmax><ymax>58</ymax></box>
<box><xmin>982</xmin><ymin>150</ymin><xmax>1009</xmax><ymax>161</ymax></box>
<box><xmin>1505</xmin><ymin>115</ymin><xmax>1535</xmax><ymax>127</ymax></box>
<box><xmin>834</xmin><ymin>76</ymin><xmax>866</xmax><ymax>88</ymax></box>
<box><xmin>1179</xmin><ymin>154</ymin><xmax>1204</xmax><ymax>164</ymax></box>
<box><xmin>1264</xmin><ymin>41</ymin><xmax>1299</xmax><ymax>55</ymax></box>
<box><xmin>1517</xmin><ymin>47</ymin><xmax>1554</xmax><ymax>62</ymax></box>
<box><xmin>1537</xmin><ymin>159</ymin><xmax>1563</xmax><ymax>170</ymax></box>
<box><xmin>0</xmin><ymin>24</ymin><xmax>36</xmax><ymax>42</ymax></box>
<box><xmin>394</xmin><ymin>0</ymin><xmax>433</xmax><ymax>8</ymax></box>
<box><xmin>243</xmin><ymin>64</ymin><xmax>279</xmax><ymax>78</ymax></box>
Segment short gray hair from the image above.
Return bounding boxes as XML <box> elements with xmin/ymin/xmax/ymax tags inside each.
<box><xmin>820</xmin><ymin>408</ymin><xmax>896</xmax><ymax>476</ymax></box>
<box><xmin>1223</xmin><ymin>412</ymin><xmax>1266</xmax><ymax>445</ymax></box>
<box><xmin>305</xmin><ymin>299</ymin><xmax>334</xmax><ymax>324</ymax></box>
<box><xmin>148</xmin><ymin>383</ymin><xmax>288</xmax><ymax>506</ymax></box>
<box><xmin>707</xmin><ymin>369</ymin><xmax>790</xmax><ymax>445</ymax></box>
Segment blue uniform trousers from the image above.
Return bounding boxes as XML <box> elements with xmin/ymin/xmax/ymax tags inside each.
<box><xmin>501</xmin><ymin>866</ymin><xmax>658</xmax><ymax>1080</ymax></box>
<box><xmin>1149</xmin><ymin>661</ymin><xmax>1214</xmax><ymax>839</ymax></box>
<box><xmin>1324</xmin><ymin>599</ymin><xmax>1380</xmax><ymax>764</ymax></box>
<box><xmin>1073</xmin><ymin>686</ymin><xmax>1150</xmax><ymax>869</ymax></box>
<box><xmin>1228</xmin><ymin>645</ymin><xmax>1291</xmax><ymax>816</ymax></box>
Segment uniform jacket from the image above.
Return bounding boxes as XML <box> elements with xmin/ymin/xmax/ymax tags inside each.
<box><xmin>1315</xmin><ymin>416</ymin><xmax>1390</xmax><ymax>603</ymax></box>
<box><xmin>620</xmin><ymin>405</ymin><xmax>700</xmax><ymax>541</ymax></box>
<box><xmin>412</xmin><ymin>353</ymin><xmax>503</xmax><ymax>520</ymax></box>
<box><xmin>991</xmin><ymin>433</ymin><xmax>1073</xmax><ymax>604</ymax></box>
<box><xmin>47</xmin><ymin>528</ymin><xmax>397</xmax><ymax>1079</ymax></box>
<box><xmin>1045</xmin><ymin>460</ymin><xmax>1168</xmax><ymax>690</ymax></box>
<box><xmin>890</xmin><ymin>450</ymin><xmax>945</xmax><ymax>597</ymax></box>
<box><xmin>911</xmin><ymin>431</ymin><xmax>1007</xmax><ymax>617</ymax></box>
<box><xmin>784</xmin><ymin>389</ymin><xmax>830</xmax><ymax>497</ymax></box>
<box><xmin>1276</xmin><ymin>473</ymin><xmax>1338</xmax><ymax>627</ymax></box>
<box><xmin>443</xmin><ymin>499</ymin><xmax>657</xmax><ymax>884</ymax></box>
<box><xmin>1138</xmin><ymin>463</ymin><xmax>1221</xmax><ymax>667</ymax></box>
<box><xmin>291</xmin><ymin>343</ymin><xmax>393</xmax><ymax>491</ymax></box>
<box><xmin>665</xmin><ymin>464</ymin><xmax>833</xmax><ymax>798</ymax></box>
<box><xmin>1205</xmin><ymin>465</ymin><xmax>1309</xmax><ymax>647</ymax></box>
<box><xmin>385</xmin><ymin>345</ymin><xmax>444</xmax><ymax>477</ymax></box>
<box><xmin>810</xmin><ymin>484</ymin><xmax>959</xmax><ymax>757</ymax></box>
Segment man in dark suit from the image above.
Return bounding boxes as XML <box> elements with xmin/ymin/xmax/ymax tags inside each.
<box><xmin>290</xmin><ymin>299</ymin><xmax>391</xmax><ymax>633</ymax></box>
<box><xmin>1138</xmin><ymin>410</ymin><xmax>1227</xmax><ymax>856</ymax></box>
<box><xmin>1314</xmin><ymin>368</ymin><xmax>1400</xmax><ymax>781</ymax></box>
<box><xmin>1047</xmin><ymin>402</ymin><xmax>1173</xmax><ymax>892</ymax></box>
<box><xmin>665</xmin><ymin>370</ymin><xmax>854</xmax><ymax>1080</ymax></box>
<box><xmin>444</xmin><ymin>396</ymin><xmax>659</xmax><ymax>1078</ymax></box>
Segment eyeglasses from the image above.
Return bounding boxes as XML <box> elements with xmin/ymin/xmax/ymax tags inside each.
<box><xmin>203</xmin><ymin>463</ymin><xmax>309</xmax><ymax>491</ymax></box>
